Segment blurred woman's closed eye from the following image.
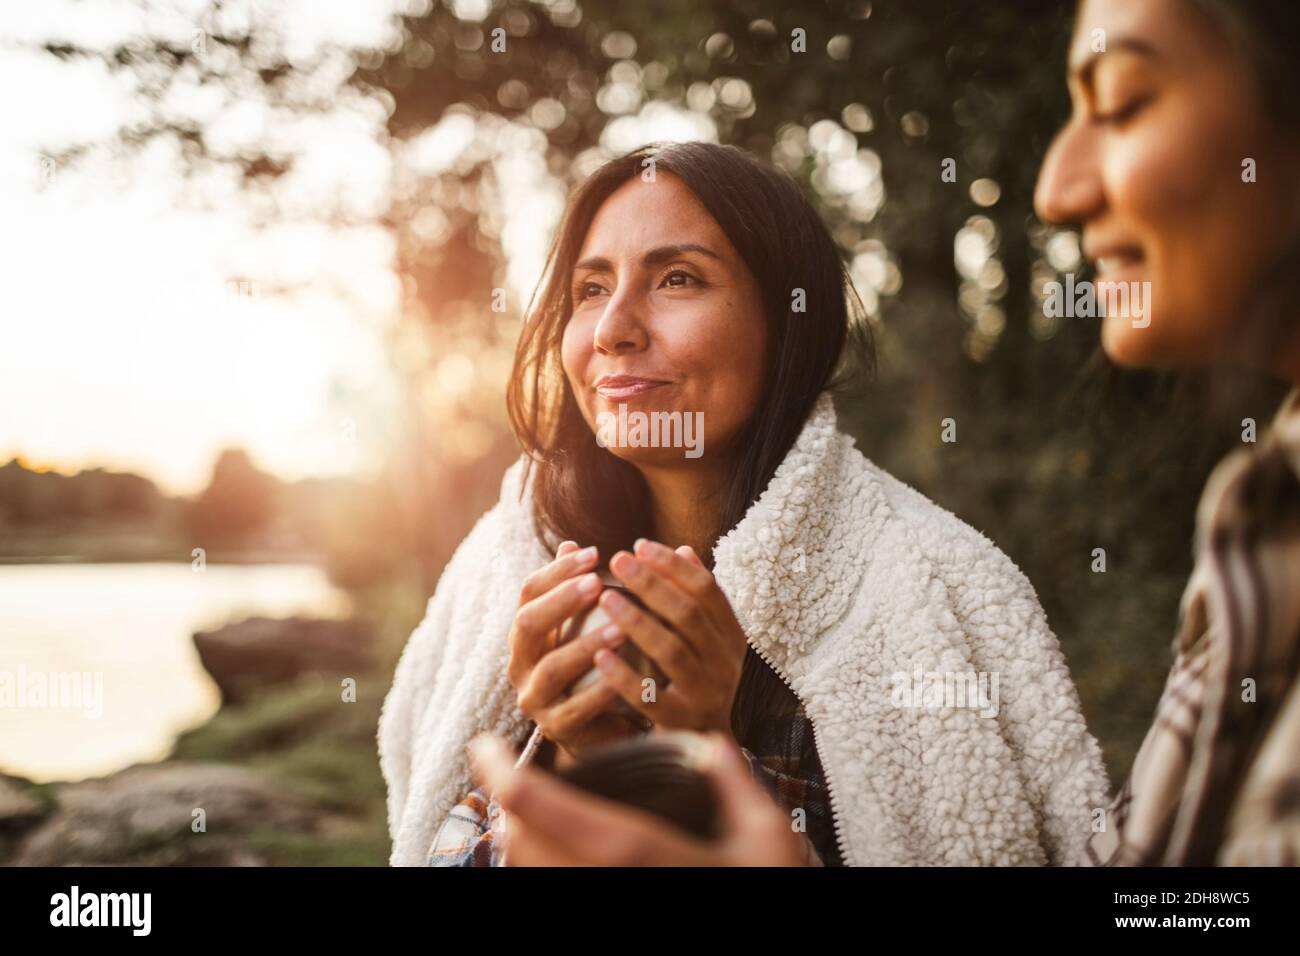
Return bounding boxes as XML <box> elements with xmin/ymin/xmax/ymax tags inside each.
<box><xmin>1093</xmin><ymin>94</ymin><xmax>1154</xmax><ymax>126</ymax></box>
<box><xmin>1087</xmin><ymin>58</ymin><xmax>1158</xmax><ymax>126</ymax></box>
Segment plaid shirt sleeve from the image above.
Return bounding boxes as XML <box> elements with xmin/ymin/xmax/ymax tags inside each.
<box><xmin>426</xmin><ymin>726</ymin><xmax>550</xmax><ymax>866</ymax></box>
<box><xmin>1088</xmin><ymin>388</ymin><xmax>1300</xmax><ymax>867</ymax></box>
<box><xmin>737</xmin><ymin>709</ymin><xmax>843</xmax><ymax>867</ymax></box>
<box><xmin>1085</xmin><ymin>632</ymin><xmax>1213</xmax><ymax>866</ymax></box>
<box><xmin>427</xmin><ymin>785</ymin><xmax>506</xmax><ymax>867</ymax></box>
<box><xmin>739</xmin><ymin>745</ymin><xmax>828</xmax><ymax>866</ymax></box>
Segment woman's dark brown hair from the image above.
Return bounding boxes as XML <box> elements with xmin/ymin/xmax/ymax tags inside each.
<box><xmin>1190</xmin><ymin>0</ymin><xmax>1300</xmax><ymax>368</ymax></box>
<box><xmin>506</xmin><ymin>141</ymin><xmax>873</xmax><ymax>741</ymax></box>
<box><xmin>1189</xmin><ymin>0</ymin><xmax>1300</xmax><ymax>127</ymax></box>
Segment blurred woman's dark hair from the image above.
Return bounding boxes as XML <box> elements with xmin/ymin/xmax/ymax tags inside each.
<box><xmin>1191</xmin><ymin>0</ymin><xmax>1300</xmax><ymax>126</ymax></box>
<box><xmin>1190</xmin><ymin>0</ymin><xmax>1300</xmax><ymax>372</ymax></box>
<box><xmin>506</xmin><ymin>141</ymin><xmax>873</xmax><ymax>741</ymax></box>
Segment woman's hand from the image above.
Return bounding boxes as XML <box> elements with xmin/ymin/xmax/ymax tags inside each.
<box><xmin>507</xmin><ymin>541</ymin><xmax>642</xmax><ymax>762</ymax></box>
<box><xmin>469</xmin><ymin>732</ymin><xmax>806</xmax><ymax>866</ymax></box>
<box><xmin>595</xmin><ymin>540</ymin><xmax>748</xmax><ymax>739</ymax></box>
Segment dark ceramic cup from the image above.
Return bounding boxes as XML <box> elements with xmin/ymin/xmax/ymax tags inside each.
<box><xmin>559</xmin><ymin>571</ymin><xmax>669</xmax><ymax>730</ymax></box>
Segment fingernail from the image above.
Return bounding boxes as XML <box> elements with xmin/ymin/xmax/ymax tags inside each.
<box><xmin>637</xmin><ymin>538</ymin><xmax>665</xmax><ymax>561</ymax></box>
<box><xmin>601</xmin><ymin>589</ymin><xmax>626</xmax><ymax>612</ymax></box>
<box><xmin>578</xmin><ymin>573</ymin><xmax>601</xmax><ymax>595</ymax></box>
<box><xmin>469</xmin><ymin>735</ymin><xmax>514</xmax><ymax>785</ymax></box>
<box><xmin>633</xmin><ymin>538</ymin><xmax>647</xmax><ymax>554</ymax></box>
<box><xmin>578</xmin><ymin>546</ymin><xmax>598</xmax><ymax>563</ymax></box>
<box><xmin>612</xmin><ymin>553</ymin><xmax>640</xmax><ymax>577</ymax></box>
<box><xmin>594</xmin><ymin>649</ymin><xmax>618</xmax><ymax>672</ymax></box>
<box><xmin>600</xmin><ymin>623</ymin><xmax>624</xmax><ymax>645</ymax></box>
<box><xmin>708</xmin><ymin>735</ymin><xmax>737</xmax><ymax>770</ymax></box>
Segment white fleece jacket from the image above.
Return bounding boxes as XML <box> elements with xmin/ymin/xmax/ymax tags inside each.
<box><xmin>378</xmin><ymin>392</ymin><xmax>1110</xmax><ymax>866</ymax></box>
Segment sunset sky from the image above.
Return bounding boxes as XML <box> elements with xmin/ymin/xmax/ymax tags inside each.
<box><xmin>0</xmin><ymin>0</ymin><xmax>720</xmax><ymax>494</ymax></box>
<box><xmin>0</xmin><ymin>0</ymin><xmax>402</xmax><ymax>494</ymax></box>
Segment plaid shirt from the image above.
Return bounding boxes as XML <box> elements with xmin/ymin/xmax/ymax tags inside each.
<box><xmin>739</xmin><ymin>707</ymin><xmax>842</xmax><ymax>866</ymax></box>
<box><xmin>1088</xmin><ymin>388</ymin><xmax>1300</xmax><ymax>865</ymax></box>
<box><xmin>428</xmin><ymin>705</ymin><xmax>843</xmax><ymax>867</ymax></box>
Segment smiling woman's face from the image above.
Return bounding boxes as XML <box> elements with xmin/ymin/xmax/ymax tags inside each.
<box><xmin>1034</xmin><ymin>0</ymin><xmax>1300</xmax><ymax>371</ymax></box>
<box><xmin>561</xmin><ymin>172</ymin><xmax>768</xmax><ymax>468</ymax></box>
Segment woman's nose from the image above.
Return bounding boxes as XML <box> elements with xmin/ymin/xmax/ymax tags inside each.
<box><xmin>1034</xmin><ymin>118</ymin><xmax>1105</xmax><ymax>227</ymax></box>
<box><xmin>592</xmin><ymin>287</ymin><xmax>649</xmax><ymax>354</ymax></box>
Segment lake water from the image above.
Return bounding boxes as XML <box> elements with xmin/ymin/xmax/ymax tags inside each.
<box><xmin>0</xmin><ymin>562</ymin><xmax>351</xmax><ymax>783</ymax></box>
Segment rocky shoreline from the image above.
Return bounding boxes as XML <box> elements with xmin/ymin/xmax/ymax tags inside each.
<box><xmin>1</xmin><ymin>616</ymin><xmax>389</xmax><ymax>866</ymax></box>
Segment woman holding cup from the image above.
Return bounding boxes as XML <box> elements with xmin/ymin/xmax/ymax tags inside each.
<box><xmin>379</xmin><ymin>140</ymin><xmax>1107</xmax><ymax>867</ymax></box>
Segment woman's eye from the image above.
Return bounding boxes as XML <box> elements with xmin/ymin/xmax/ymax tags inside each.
<box><xmin>573</xmin><ymin>281</ymin><xmax>606</xmax><ymax>301</ymax></box>
<box><xmin>1095</xmin><ymin>94</ymin><xmax>1151</xmax><ymax>126</ymax></box>
<box><xmin>661</xmin><ymin>269</ymin><xmax>699</xmax><ymax>288</ymax></box>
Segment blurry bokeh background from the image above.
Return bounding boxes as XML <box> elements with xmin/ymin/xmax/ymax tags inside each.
<box><xmin>0</xmin><ymin>0</ymin><xmax>1282</xmax><ymax>864</ymax></box>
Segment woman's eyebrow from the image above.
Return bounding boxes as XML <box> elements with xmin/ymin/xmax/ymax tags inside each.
<box><xmin>574</xmin><ymin>243</ymin><xmax>722</xmax><ymax>273</ymax></box>
<box><xmin>1069</xmin><ymin>36</ymin><xmax>1161</xmax><ymax>86</ymax></box>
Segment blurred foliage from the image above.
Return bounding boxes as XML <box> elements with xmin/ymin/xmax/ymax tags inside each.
<box><xmin>41</xmin><ymin>0</ymin><xmax>1291</xmax><ymax>790</ymax></box>
<box><xmin>0</xmin><ymin>457</ymin><xmax>186</xmax><ymax>561</ymax></box>
<box><xmin>0</xmin><ymin>458</ymin><xmax>175</xmax><ymax>527</ymax></box>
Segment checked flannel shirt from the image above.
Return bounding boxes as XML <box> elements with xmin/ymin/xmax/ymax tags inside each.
<box><xmin>1088</xmin><ymin>389</ymin><xmax>1300</xmax><ymax>866</ymax></box>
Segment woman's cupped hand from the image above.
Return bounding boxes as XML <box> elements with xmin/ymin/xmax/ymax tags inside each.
<box><xmin>506</xmin><ymin>538</ymin><xmax>750</xmax><ymax>764</ymax></box>
<box><xmin>596</xmin><ymin>539</ymin><xmax>748</xmax><ymax>743</ymax></box>
<box><xmin>507</xmin><ymin>540</ymin><xmax>643</xmax><ymax>762</ymax></box>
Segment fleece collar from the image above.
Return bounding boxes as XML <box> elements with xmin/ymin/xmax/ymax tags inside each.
<box><xmin>713</xmin><ymin>392</ymin><xmax>880</xmax><ymax>667</ymax></box>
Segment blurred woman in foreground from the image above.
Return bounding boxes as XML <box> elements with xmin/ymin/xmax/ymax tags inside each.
<box><xmin>472</xmin><ymin>0</ymin><xmax>1300</xmax><ymax>866</ymax></box>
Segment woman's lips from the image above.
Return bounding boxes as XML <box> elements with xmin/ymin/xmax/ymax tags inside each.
<box><xmin>1094</xmin><ymin>255</ymin><xmax>1146</xmax><ymax>287</ymax></box>
<box><xmin>1095</xmin><ymin>254</ymin><xmax>1144</xmax><ymax>276</ymax></box>
<box><xmin>1086</xmin><ymin>242</ymin><xmax>1145</xmax><ymax>280</ymax></box>
<box><xmin>592</xmin><ymin>377</ymin><xmax>665</xmax><ymax>400</ymax></box>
